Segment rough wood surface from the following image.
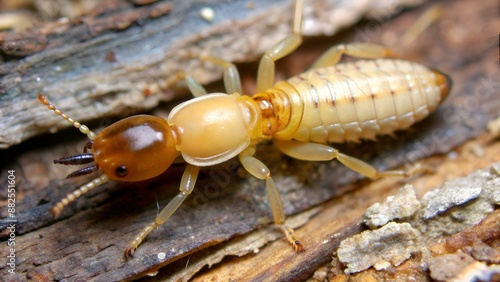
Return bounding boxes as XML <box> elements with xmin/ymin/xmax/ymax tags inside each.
<box><xmin>0</xmin><ymin>0</ymin><xmax>499</xmax><ymax>281</ymax></box>
<box><xmin>0</xmin><ymin>0</ymin><xmax>422</xmax><ymax>149</ymax></box>
<box><xmin>193</xmin><ymin>137</ymin><xmax>500</xmax><ymax>282</ymax></box>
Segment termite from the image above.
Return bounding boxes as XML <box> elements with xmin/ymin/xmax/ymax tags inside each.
<box><xmin>38</xmin><ymin>0</ymin><xmax>451</xmax><ymax>258</ymax></box>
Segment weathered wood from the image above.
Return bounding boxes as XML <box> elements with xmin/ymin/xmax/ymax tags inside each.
<box><xmin>0</xmin><ymin>0</ymin><xmax>498</xmax><ymax>281</ymax></box>
<box><xmin>0</xmin><ymin>0</ymin><xmax>422</xmax><ymax>149</ymax></box>
<box><xmin>192</xmin><ymin>138</ymin><xmax>500</xmax><ymax>281</ymax></box>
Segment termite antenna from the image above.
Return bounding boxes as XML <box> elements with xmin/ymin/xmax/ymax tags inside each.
<box><xmin>38</xmin><ymin>94</ymin><xmax>109</xmax><ymax>217</ymax></box>
<box><xmin>52</xmin><ymin>174</ymin><xmax>109</xmax><ymax>218</ymax></box>
<box><xmin>38</xmin><ymin>94</ymin><xmax>97</xmax><ymax>141</ymax></box>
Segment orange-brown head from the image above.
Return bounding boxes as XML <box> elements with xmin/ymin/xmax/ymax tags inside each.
<box><xmin>92</xmin><ymin>115</ymin><xmax>177</xmax><ymax>182</ymax></box>
<box><xmin>39</xmin><ymin>95</ymin><xmax>180</xmax><ymax>216</ymax></box>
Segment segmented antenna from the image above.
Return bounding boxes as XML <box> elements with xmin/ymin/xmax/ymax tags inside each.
<box><xmin>38</xmin><ymin>94</ymin><xmax>109</xmax><ymax>217</ymax></box>
<box><xmin>52</xmin><ymin>174</ymin><xmax>109</xmax><ymax>218</ymax></box>
<box><xmin>38</xmin><ymin>94</ymin><xmax>97</xmax><ymax>140</ymax></box>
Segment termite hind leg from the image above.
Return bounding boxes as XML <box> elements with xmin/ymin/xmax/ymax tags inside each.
<box><xmin>239</xmin><ymin>147</ymin><xmax>304</xmax><ymax>252</ymax></box>
<box><xmin>202</xmin><ymin>56</ymin><xmax>243</xmax><ymax>95</ymax></box>
<box><xmin>256</xmin><ymin>0</ymin><xmax>304</xmax><ymax>92</ymax></box>
<box><xmin>125</xmin><ymin>164</ymin><xmax>200</xmax><ymax>258</ymax></box>
<box><xmin>274</xmin><ymin>139</ymin><xmax>426</xmax><ymax>179</ymax></box>
<box><xmin>310</xmin><ymin>43</ymin><xmax>398</xmax><ymax>69</ymax></box>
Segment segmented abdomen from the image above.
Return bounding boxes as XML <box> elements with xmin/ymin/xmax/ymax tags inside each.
<box><xmin>266</xmin><ymin>59</ymin><xmax>449</xmax><ymax>143</ymax></box>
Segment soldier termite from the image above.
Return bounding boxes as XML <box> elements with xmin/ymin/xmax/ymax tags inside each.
<box><xmin>38</xmin><ymin>0</ymin><xmax>451</xmax><ymax>258</ymax></box>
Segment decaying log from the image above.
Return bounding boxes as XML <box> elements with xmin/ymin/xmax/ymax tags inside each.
<box><xmin>0</xmin><ymin>0</ymin><xmax>499</xmax><ymax>281</ymax></box>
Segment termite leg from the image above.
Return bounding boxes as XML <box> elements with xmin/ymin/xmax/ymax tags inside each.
<box><xmin>400</xmin><ymin>5</ymin><xmax>443</xmax><ymax>48</ymax></box>
<box><xmin>125</xmin><ymin>164</ymin><xmax>200</xmax><ymax>258</ymax></box>
<box><xmin>171</xmin><ymin>72</ymin><xmax>208</xmax><ymax>98</ymax></box>
<box><xmin>164</xmin><ymin>71</ymin><xmax>208</xmax><ymax>98</ymax></box>
<box><xmin>274</xmin><ymin>139</ymin><xmax>426</xmax><ymax>178</ymax></box>
<box><xmin>256</xmin><ymin>0</ymin><xmax>304</xmax><ymax>92</ymax></box>
<box><xmin>239</xmin><ymin>147</ymin><xmax>304</xmax><ymax>252</ymax></box>
<box><xmin>202</xmin><ymin>56</ymin><xmax>243</xmax><ymax>95</ymax></box>
<box><xmin>309</xmin><ymin>43</ymin><xmax>397</xmax><ymax>69</ymax></box>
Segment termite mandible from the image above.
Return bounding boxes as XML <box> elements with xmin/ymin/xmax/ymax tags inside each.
<box><xmin>38</xmin><ymin>0</ymin><xmax>451</xmax><ymax>258</ymax></box>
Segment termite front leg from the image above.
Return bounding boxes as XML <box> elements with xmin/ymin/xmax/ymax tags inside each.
<box><xmin>202</xmin><ymin>56</ymin><xmax>243</xmax><ymax>95</ymax></box>
<box><xmin>256</xmin><ymin>0</ymin><xmax>304</xmax><ymax>92</ymax></box>
<box><xmin>178</xmin><ymin>56</ymin><xmax>244</xmax><ymax>97</ymax></box>
<box><xmin>239</xmin><ymin>147</ymin><xmax>304</xmax><ymax>252</ymax></box>
<box><xmin>125</xmin><ymin>164</ymin><xmax>200</xmax><ymax>258</ymax></box>
<box><xmin>176</xmin><ymin>55</ymin><xmax>243</xmax><ymax>97</ymax></box>
<box><xmin>274</xmin><ymin>139</ymin><xmax>425</xmax><ymax>179</ymax></box>
<box><xmin>310</xmin><ymin>43</ymin><xmax>396</xmax><ymax>69</ymax></box>
<box><xmin>170</xmin><ymin>72</ymin><xmax>208</xmax><ymax>98</ymax></box>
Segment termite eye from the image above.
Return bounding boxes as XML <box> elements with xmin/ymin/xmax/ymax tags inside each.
<box><xmin>115</xmin><ymin>165</ymin><xmax>128</xmax><ymax>177</ymax></box>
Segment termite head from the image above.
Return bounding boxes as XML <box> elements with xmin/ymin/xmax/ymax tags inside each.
<box><xmin>38</xmin><ymin>95</ymin><xmax>178</xmax><ymax>182</ymax></box>
<box><xmin>91</xmin><ymin>115</ymin><xmax>177</xmax><ymax>182</ymax></box>
<box><xmin>39</xmin><ymin>95</ymin><xmax>179</xmax><ymax>217</ymax></box>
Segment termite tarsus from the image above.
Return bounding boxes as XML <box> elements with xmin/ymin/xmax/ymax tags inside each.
<box><xmin>38</xmin><ymin>0</ymin><xmax>451</xmax><ymax>258</ymax></box>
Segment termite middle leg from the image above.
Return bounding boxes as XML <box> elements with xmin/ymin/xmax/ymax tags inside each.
<box><xmin>274</xmin><ymin>139</ymin><xmax>424</xmax><ymax>179</ymax></box>
<box><xmin>125</xmin><ymin>164</ymin><xmax>200</xmax><ymax>258</ymax></box>
<box><xmin>310</xmin><ymin>42</ymin><xmax>396</xmax><ymax>69</ymax></box>
<box><xmin>256</xmin><ymin>0</ymin><xmax>304</xmax><ymax>92</ymax></box>
<box><xmin>239</xmin><ymin>146</ymin><xmax>304</xmax><ymax>252</ymax></box>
